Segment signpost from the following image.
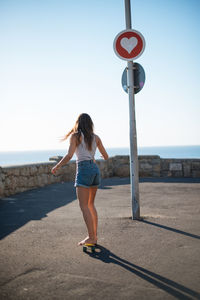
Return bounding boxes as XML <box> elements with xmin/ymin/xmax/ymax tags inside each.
<box><xmin>113</xmin><ymin>0</ymin><xmax>145</xmax><ymax>220</ymax></box>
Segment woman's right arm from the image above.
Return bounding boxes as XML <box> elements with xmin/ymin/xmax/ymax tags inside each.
<box><xmin>96</xmin><ymin>135</ymin><xmax>109</xmax><ymax>160</ymax></box>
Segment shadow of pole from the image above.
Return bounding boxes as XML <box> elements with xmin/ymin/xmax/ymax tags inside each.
<box><xmin>87</xmin><ymin>245</ymin><xmax>200</xmax><ymax>300</ymax></box>
<box><xmin>140</xmin><ymin>219</ymin><xmax>200</xmax><ymax>240</ymax></box>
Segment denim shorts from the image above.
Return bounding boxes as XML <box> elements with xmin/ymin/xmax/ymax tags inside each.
<box><xmin>74</xmin><ymin>160</ymin><xmax>101</xmax><ymax>188</ymax></box>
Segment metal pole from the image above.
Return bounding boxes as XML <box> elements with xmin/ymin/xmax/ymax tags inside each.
<box><xmin>124</xmin><ymin>0</ymin><xmax>140</xmax><ymax>219</ymax></box>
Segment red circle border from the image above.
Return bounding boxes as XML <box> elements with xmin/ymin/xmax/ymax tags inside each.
<box><xmin>113</xmin><ymin>29</ymin><xmax>145</xmax><ymax>61</ymax></box>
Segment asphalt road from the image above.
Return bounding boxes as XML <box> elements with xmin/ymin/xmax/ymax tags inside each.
<box><xmin>0</xmin><ymin>177</ymin><xmax>200</xmax><ymax>300</ymax></box>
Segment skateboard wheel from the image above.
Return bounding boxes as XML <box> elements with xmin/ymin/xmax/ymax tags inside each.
<box><xmin>83</xmin><ymin>246</ymin><xmax>87</xmax><ymax>252</ymax></box>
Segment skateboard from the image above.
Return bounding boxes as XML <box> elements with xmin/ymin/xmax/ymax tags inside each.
<box><xmin>83</xmin><ymin>243</ymin><xmax>96</xmax><ymax>253</ymax></box>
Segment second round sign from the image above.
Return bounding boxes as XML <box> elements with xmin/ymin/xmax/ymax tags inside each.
<box><xmin>122</xmin><ymin>63</ymin><xmax>145</xmax><ymax>94</ymax></box>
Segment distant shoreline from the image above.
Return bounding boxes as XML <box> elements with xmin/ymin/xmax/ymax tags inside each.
<box><xmin>0</xmin><ymin>145</ymin><xmax>200</xmax><ymax>166</ymax></box>
<box><xmin>1</xmin><ymin>145</ymin><xmax>199</xmax><ymax>153</ymax></box>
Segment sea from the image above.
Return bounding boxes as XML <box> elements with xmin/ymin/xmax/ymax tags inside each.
<box><xmin>0</xmin><ymin>145</ymin><xmax>200</xmax><ymax>167</ymax></box>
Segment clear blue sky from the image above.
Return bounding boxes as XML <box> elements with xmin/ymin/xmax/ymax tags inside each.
<box><xmin>0</xmin><ymin>0</ymin><xmax>200</xmax><ymax>151</ymax></box>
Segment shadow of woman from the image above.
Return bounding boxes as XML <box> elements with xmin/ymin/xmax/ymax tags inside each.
<box><xmin>86</xmin><ymin>245</ymin><xmax>199</xmax><ymax>300</ymax></box>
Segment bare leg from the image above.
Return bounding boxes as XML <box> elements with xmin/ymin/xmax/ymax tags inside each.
<box><xmin>76</xmin><ymin>187</ymin><xmax>96</xmax><ymax>245</ymax></box>
<box><xmin>88</xmin><ymin>187</ymin><xmax>98</xmax><ymax>243</ymax></box>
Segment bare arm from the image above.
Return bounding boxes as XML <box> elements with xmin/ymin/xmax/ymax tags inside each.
<box><xmin>96</xmin><ymin>135</ymin><xmax>109</xmax><ymax>160</ymax></box>
<box><xmin>51</xmin><ymin>135</ymin><xmax>76</xmax><ymax>174</ymax></box>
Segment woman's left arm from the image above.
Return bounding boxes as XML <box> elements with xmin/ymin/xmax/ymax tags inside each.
<box><xmin>51</xmin><ymin>135</ymin><xmax>76</xmax><ymax>174</ymax></box>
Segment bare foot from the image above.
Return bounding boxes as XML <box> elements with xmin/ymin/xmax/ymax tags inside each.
<box><xmin>78</xmin><ymin>236</ymin><xmax>89</xmax><ymax>246</ymax></box>
<box><xmin>78</xmin><ymin>236</ymin><xmax>98</xmax><ymax>246</ymax></box>
<box><xmin>83</xmin><ymin>237</ymin><xmax>97</xmax><ymax>245</ymax></box>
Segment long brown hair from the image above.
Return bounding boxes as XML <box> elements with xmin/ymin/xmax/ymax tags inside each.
<box><xmin>62</xmin><ymin>113</ymin><xmax>94</xmax><ymax>150</ymax></box>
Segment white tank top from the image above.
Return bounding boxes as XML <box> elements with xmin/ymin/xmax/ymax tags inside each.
<box><xmin>75</xmin><ymin>132</ymin><xmax>97</xmax><ymax>163</ymax></box>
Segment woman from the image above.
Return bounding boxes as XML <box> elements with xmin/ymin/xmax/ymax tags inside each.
<box><xmin>51</xmin><ymin>113</ymin><xmax>108</xmax><ymax>247</ymax></box>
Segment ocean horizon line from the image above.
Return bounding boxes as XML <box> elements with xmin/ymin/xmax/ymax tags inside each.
<box><xmin>0</xmin><ymin>144</ymin><xmax>200</xmax><ymax>153</ymax></box>
<box><xmin>0</xmin><ymin>145</ymin><xmax>200</xmax><ymax>166</ymax></box>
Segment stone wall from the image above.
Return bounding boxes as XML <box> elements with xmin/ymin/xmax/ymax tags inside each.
<box><xmin>0</xmin><ymin>156</ymin><xmax>200</xmax><ymax>198</ymax></box>
<box><xmin>113</xmin><ymin>155</ymin><xmax>200</xmax><ymax>178</ymax></box>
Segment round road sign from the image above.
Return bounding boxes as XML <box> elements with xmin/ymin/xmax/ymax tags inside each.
<box><xmin>113</xmin><ymin>29</ymin><xmax>145</xmax><ymax>61</ymax></box>
<box><xmin>121</xmin><ymin>63</ymin><xmax>145</xmax><ymax>94</ymax></box>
